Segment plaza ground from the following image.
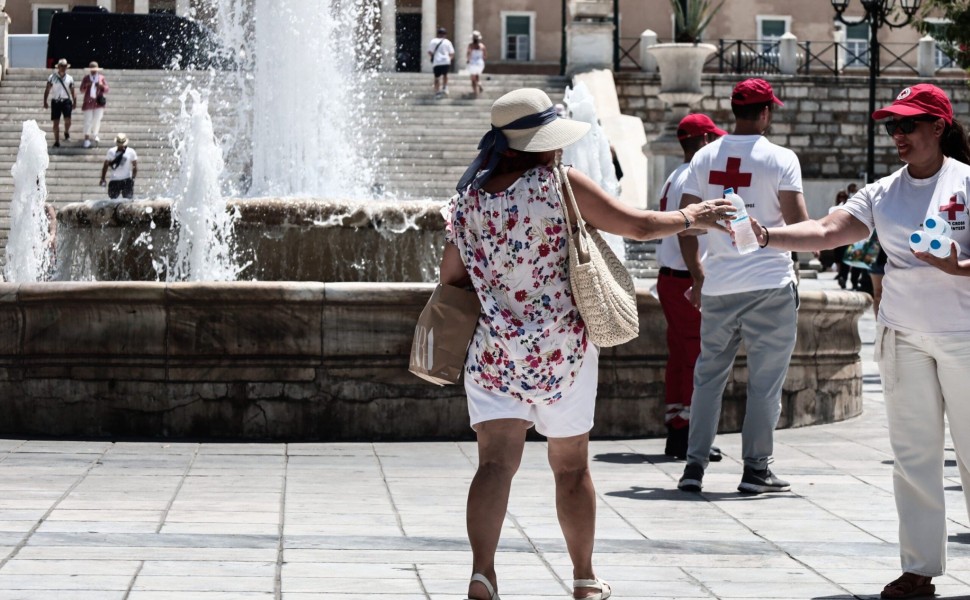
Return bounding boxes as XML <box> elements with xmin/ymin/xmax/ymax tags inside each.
<box><xmin>0</xmin><ymin>274</ymin><xmax>968</xmax><ymax>600</ymax></box>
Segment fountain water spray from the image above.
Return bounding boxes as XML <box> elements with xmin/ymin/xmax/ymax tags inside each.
<box><xmin>5</xmin><ymin>120</ymin><xmax>52</xmax><ymax>282</ymax></box>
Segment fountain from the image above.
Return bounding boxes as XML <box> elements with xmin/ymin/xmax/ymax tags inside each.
<box><xmin>5</xmin><ymin>121</ymin><xmax>52</xmax><ymax>283</ymax></box>
<box><xmin>0</xmin><ymin>0</ymin><xmax>869</xmax><ymax>440</ymax></box>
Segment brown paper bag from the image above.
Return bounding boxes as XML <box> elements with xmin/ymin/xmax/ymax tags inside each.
<box><xmin>409</xmin><ymin>283</ymin><xmax>482</xmax><ymax>386</ymax></box>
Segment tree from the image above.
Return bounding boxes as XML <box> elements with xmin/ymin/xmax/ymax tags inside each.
<box><xmin>917</xmin><ymin>0</ymin><xmax>970</xmax><ymax>69</ymax></box>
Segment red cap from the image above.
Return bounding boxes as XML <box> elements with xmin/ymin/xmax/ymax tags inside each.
<box><xmin>872</xmin><ymin>84</ymin><xmax>953</xmax><ymax>124</ymax></box>
<box><xmin>731</xmin><ymin>78</ymin><xmax>784</xmax><ymax>106</ymax></box>
<box><xmin>677</xmin><ymin>113</ymin><xmax>728</xmax><ymax>140</ymax></box>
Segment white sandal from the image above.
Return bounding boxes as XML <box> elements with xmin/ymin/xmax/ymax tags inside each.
<box><xmin>466</xmin><ymin>572</ymin><xmax>500</xmax><ymax>600</ymax></box>
<box><xmin>574</xmin><ymin>578</ymin><xmax>611</xmax><ymax>600</ymax></box>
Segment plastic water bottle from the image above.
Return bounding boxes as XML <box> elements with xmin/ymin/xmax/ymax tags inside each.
<box><xmin>924</xmin><ymin>216</ymin><xmax>952</xmax><ymax>237</ymax></box>
<box><xmin>928</xmin><ymin>235</ymin><xmax>962</xmax><ymax>258</ymax></box>
<box><xmin>724</xmin><ymin>187</ymin><xmax>759</xmax><ymax>255</ymax></box>
<box><xmin>909</xmin><ymin>231</ymin><xmax>932</xmax><ymax>253</ymax></box>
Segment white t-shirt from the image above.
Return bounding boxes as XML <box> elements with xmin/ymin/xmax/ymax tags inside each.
<box><xmin>47</xmin><ymin>73</ymin><xmax>74</xmax><ymax>101</ymax></box>
<box><xmin>428</xmin><ymin>37</ymin><xmax>455</xmax><ymax>66</ymax></box>
<box><xmin>105</xmin><ymin>147</ymin><xmax>138</xmax><ymax>181</ymax></box>
<box><xmin>656</xmin><ymin>163</ymin><xmax>708</xmax><ymax>271</ymax></box>
<box><xmin>682</xmin><ymin>134</ymin><xmax>803</xmax><ymax>296</ymax></box>
<box><xmin>836</xmin><ymin>158</ymin><xmax>970</xmax><ymax>336</ymax></box>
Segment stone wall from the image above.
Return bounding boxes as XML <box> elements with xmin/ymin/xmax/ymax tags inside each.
<box><xmin>0</xmin><ymin>282</ymin><xmax>869</xmax><ymax>441</ymax></box>
<box><xmin>615</xmin><ymin>73</ymin><xmax>970</xmax><ymax>180</ymax></box>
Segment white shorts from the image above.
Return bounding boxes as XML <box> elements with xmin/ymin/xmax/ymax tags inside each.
<box><xmin>467</xmin><ymin>62</ymin><xmax>484</xmax><ymax>75</ymax></box>
<box><xmin>466</xmin><ymin>346</ymin><xmax>599</xmax><ymax>438</ymax></box>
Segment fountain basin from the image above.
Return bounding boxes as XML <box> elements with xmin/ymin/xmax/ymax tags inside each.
<box><xmin>0</xmin><ymin>282</ymin><xmax>869</xmax><ymax>440</ymax></box>
<box><xmin>56</xmin><ymin>199</ymin><xmax>448</xmax><ymax>282</ymax></box>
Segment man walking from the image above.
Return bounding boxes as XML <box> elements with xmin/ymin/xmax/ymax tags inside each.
<box><xmin>427</xmin><ymin>27</ymin><xmax>454</xmax><ymax>99</ymax></box>
<box><xmin>656</xmin><ymin>113</ymin><xmax>725</xmax><ymax>460</ymax></box>
<box><xmin>100</xmin><ymin>133</ymin><xmax>138</xmax><ymax>200</ymax></box>
<box><xmin>43</xmin><ymin>58</ymin><xmax>76</xmax><ymax>148</ymax></box>
<box><xmin>677</xmin><ymin>79</ymin><xmax>809</xmax><ymax>495</ymax></box>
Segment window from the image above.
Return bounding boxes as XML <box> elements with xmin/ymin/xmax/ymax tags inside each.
<box><xmin>843</xmin><ymin>21</ymin><xmax>869</xmax><ymax>68</ymax></box>
<box><xmin>923</xmin><ymin>19</ymin><xmax>957</xmax><ymax>69</ymax></box>
<box><xmin>755</xmin><ymin>16</ymin><xmax>790</xmax><ymax>67</ymax></box>
<box><xmin>502</xmin><ymin>13</ymin><xmax>534</xmax><ymax>61</ymax></box>
<box><xmin>33</xmin><ymin>4</ymin><xmax>68</xmax><ymax>34</ymax></box>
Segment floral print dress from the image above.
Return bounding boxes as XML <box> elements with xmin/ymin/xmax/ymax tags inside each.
<box><xmin>444</xmin><ymin>165</ymin><xmax>588</xmax><ymax>405</ymax></box>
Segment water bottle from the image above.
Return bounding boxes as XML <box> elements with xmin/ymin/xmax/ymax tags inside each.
<box><xmin>928</xmin><ymin>235</ymin><xmax>962</xmax><ymax>258</ymax></box>
<box><xmin>724</xmin><ymin>187</ymin><xmax>759</xmax><ymax>255</ymax></box>
<box><xmin>924</xmin><ymin>216</ymin><xmax>952</xmax><ymax>237</ymax></box>
<box><xmin>909</xmin><ymin>231</ymin><xmax>932</xmax><ymax>253</ymax></box>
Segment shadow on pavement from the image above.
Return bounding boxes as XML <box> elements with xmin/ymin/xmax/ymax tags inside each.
<box><xmin>593</xmin><ymin>452</ymin><xmax>679</xmax><ymax>465</ymax></box>
<box><xmin>604</xmin><ymin>485</ymin><xmax>791</xmax><ymax>502</ymax></box>
<box><xmin>949</xmin><ymin>533</ymin><xmax>970</xmax><ymax>544</ymax></box>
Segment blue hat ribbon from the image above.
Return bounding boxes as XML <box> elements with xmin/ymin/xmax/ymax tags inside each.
<box><xmin>456</xmin><ymin>106</ymin><xmax>560</xmax><ymax>192</ymax></box>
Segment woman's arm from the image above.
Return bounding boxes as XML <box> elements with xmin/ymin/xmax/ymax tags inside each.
<box><xmin>439</xmin><ymin>243</ymin><xmax>471</xmax><ymax>287</ymax></box>
<box><xmin>566</xmin><ymin>168</ymin><xmax>731</xmax><ymax>241</ymax></box>
<box><xmin>752</xmin><ymin>210</ymin><xmax>870</xmax><ymax>252</ymax></box>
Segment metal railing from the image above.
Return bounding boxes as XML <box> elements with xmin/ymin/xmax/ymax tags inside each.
<box><xmin>617</xmin><ymin>36</ymin><xmax>641</xmax><ymax>70</ymax></box>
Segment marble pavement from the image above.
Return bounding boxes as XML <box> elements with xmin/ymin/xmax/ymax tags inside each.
<box><xmin>1</xmin><ymin>276</ymin><xmax>969</xmax><ymax>600</ymax></box>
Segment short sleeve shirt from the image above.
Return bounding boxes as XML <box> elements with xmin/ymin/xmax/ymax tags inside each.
<box><xmin>444</xmin><ymin>166</ymin><xmax>588</xmax><ymax>405</ymax></box>
<box><xmin>47</xmin><ymin>73</ymin><xmax>74</xmax><ymax>101</ymax></box>
<box><xmin>428</xmin><ymin>38</ymin><xmax>455</xmax><ymax>66</ymax></box>
<box><xmin>656</xmin><ymin>163</ymin><xmax>707</xmax><ymax>271</ymax></box>
<box><xmin>836</xmin><ymin>158</ymin><xmax>970</xmax><ymax>336</ymax></box>
<box><xmin>682</xmin><ymin>135</ymin><xmax>802</xmax><ymax>295</ymax></box>
<box><xmin>105</xmin><ymin>147</ymin><xmax>138</xmax><ymax>181</ymax></box>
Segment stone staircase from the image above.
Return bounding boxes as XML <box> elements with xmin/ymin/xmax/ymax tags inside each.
<box><xmin>0</xmin><ymin>69</ymin><xmax>667</xmax><ymax>273</ymax></box>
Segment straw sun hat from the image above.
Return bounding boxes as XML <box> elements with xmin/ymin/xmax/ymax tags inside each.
<box><xmin>491</xmin><ymin>88</ymin><xmax>590</xmax><ymax>152</ymax></box>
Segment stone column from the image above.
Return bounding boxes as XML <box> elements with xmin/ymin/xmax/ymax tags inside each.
<box><xmin>176</xmin><ymin>0</ymin><xmax>191</xmax><ymax>17</ymax></box>
<box><xmin>778</xmin><ymin>32</ymin><xmax>797</xmax><ymax>75</ymax></box>
<box><xmin>454</xmin><ymin>0</ymin><xmax>473</xmax><ymax>70</ymax></box>
<box><xmin>381</xmin><ymin>0</ymin><xmax>397</xmax><ymax>72</ymax></box>
<box><xmin>0</xmin><ymin>0</ymin><xmax>8</xmax><ymax>80</ymax></box>
<box><xmin>917</xmin><ymin>35</ymin><xmax>936</xmax><ymax>77</ymax></box>
<box><xmin>420</xmin><ymin>0</ymin><xmax>436</xmax><ymax>74</ymax></box>
<box><xmin>96</xmin><ymin>0</ymin><xmax>115</xmax><ymax>10</ymax></box>
<box><xmin>134</xmin><ymin>0</ymin><xmax>150</xmax><ymax>14</ymax></box>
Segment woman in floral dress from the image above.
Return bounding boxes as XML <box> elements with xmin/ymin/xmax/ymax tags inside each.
<box><xmin>440</xmin><ymin>88</ymin><xmax>732</xmax><ymax>600</ymax></box>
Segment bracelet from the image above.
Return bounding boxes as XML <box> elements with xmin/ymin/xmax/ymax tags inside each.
<box><xmin>677</xmin><ymin>209</ymin><xmax>692</xmax><ymax>230</ymax></box>
<box><xmin>759</xmin><ymin>225</ymin><xmax>770</xmax><ymax>248</ymax></box>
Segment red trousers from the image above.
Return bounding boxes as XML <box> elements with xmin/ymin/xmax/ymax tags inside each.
<box><xmin>657</xmin><ymin>271</ymin><xmax>702</xmax><ymax>430</ymax></box>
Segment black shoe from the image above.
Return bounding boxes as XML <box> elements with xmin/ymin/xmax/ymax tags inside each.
<box><xmin>678</xmin><ymin>463</ymin><xmax>704</xmax><ymax>492</ymax></box>
<box><xmin>709</xmin><ymin>446</ymin><xmax>723</xmax><ymax>462</ymax></box>
<box><xmin>664</xmin><ymin>426</ymin><xmax>688</xmax><ymax>459</ymax></box>
<box><xmin>53</xmin><ymin>142</ymin><xmax>60</xmax><ymax>148</ymax></box>
<box><xmin>737</xmin><ymin>466</ymin><xmax>790</xmax><ymax>494</ymax></box>
<box><xmin>64</xmin><ymin>132</ymin><xmax>70</xmax><ymax>140</ymax></box>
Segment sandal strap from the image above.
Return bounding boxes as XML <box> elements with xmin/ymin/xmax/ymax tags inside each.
<box><xmin>573</xmin><ymin>578</ymin><xmax>606</xmax><ymax>590</ymax></box>
<box><xmin>470</xmin><ymin>573</ymin><xmax>497</xmax><ymax>599</ymax></box>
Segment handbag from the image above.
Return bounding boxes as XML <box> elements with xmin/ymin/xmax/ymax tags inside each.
<box><xmin>96</xmin><ymin>94</ymin><xmax>107</xmax><ymax>107</ymax></box>
<box><xmin>409</xmin><ymin>283</ymin><xmax>482</xmax><ymax>385</ymax></box>
<box><xmin>552</xmin><ymin>163</ymin><xmax>639</xmax><ymax>347</ymax></box>
<box><xmin>842</xmin><ymin>230</ymin><xmax>881</xmax><ymax>270</ymax></box>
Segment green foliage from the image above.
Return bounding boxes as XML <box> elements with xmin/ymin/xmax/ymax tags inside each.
<box><xmin>671</xmin><ymin>0</ymin><xmax>725</xmax><ymax>43</ymax></box>
<box><xmin>917</xmin><ymin>0</ymin><xmax>970</xmax><ymax>69</ymax></box>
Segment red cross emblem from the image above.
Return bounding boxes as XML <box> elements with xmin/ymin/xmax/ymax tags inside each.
<box><xmin>940</xmin><ymin>194</ymin><xmax>967</xmax><ymax>221</ymax></box>
<box><xmin>659</xmin><ymin>181</ymin><xmax>672</xmax><ymax>212</ymax></box>
<box><xmin>709</xmin><ymin>157</ymin><xmax>752</xmax><ymax>194</ymax></box>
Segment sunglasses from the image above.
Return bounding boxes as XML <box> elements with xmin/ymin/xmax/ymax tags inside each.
<box><xmin>884</xmin><ymin>116</ymin><xmax>940</xmax><ymax>136</ymax></box>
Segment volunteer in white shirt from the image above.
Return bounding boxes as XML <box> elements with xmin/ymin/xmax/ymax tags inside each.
<box><xmin>100</xmin><ymin>133</ymin><xmax>138</xmax><ymax>199</ymax></box>
<box><xmin>656</xmin><ymin>113</ymin><xmax>725</xmax><ymax>461</ymax></box>
<box><xmin>427</xmin><ymin>27</ymin><xmax>455</xmax><ymax>99</ymax></box>
<box><xmin>676</xmin><ymin>78</ymin><xmax>810</xmax><ymax>496</ymax></box>
<box><xmin>42</xmin><ymin>58</ymin><xmax>76</xmax><ymax>148</ymax></box>
<box><xmin>751</xmin><ymin>83</ymin><xmax>970</xmax><ymax>600</ymax></box>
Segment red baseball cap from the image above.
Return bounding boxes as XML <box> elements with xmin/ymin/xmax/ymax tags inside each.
<box><xmin>731</xmin><ymin>78</ymin><xmax>784</xmax><ymax>106</ymax></box>
<box><xmin>872</xmin><ymin>84</ymin><xmax>953</xmax><ymax>124</ymax></box>
<box><xmin>677</xmin><ymin>113</ymin><xmax>728</xmax><ymax>140</ymax></box>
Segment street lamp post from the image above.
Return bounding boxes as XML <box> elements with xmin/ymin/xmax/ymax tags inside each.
<box><xmin>831</xmin><ymin>0</ymin><xmax>922</xmax><ymax>183</ymax></box>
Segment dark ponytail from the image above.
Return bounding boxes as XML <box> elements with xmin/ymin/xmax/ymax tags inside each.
<box><xmin>942</xmin><ymin>119</ymin><xmax>970</xmax><ymax>165</ymax></box>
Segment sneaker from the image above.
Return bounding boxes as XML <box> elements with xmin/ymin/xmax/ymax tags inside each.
<box><xmin>738</xmin><ymin>466</ymin><xmax>790</xmax><ymax>494</ymax></box>
<box><xmin>678</xmin><ymin>463</ymin><xmax>704</xmax><ymax>492</ymax></box>
<box><xmin>95</xmin><ymin>136</ymin><xmax>100</xmax><ymax>143</ymax></box>
<box><xmin>709</xmin><ymin>446</ymin><xmax>723</xmax><ymax>462</ymax></box>
<box><xmin>83</xmin><ymin>139</ymin><xmax>91</xmax><ymax>148</ymax></box>
<box><xmin>64</xmin><ymin>132</ymin><xmax>70</xmax><ymax>140</ymax></box>
<box><xmin>664</xmin><ymin>426</ymin><xmax>688</xmax><ymax>459</ymax></box>
<box><xmin>52</xmin><ymin>142</ymin><xmax>60</xmax><ymax>148</ymax></box>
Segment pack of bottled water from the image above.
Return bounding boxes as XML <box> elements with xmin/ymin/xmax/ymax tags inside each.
<box><xmin>909</xmin><ymin>215</ymin><xmax>962</xmax><ymax>258</ymax></box>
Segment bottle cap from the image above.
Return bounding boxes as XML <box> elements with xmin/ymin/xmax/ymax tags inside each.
<box><xmin>930</xmin><ymin>239</ymin><xmax>943</xmax><ymax>250</ymax></box>
<box><xmin>724</xmin><ymin>187</ymin><xmax>734</xmax><ymax>195</ymax></box>
<box><xmin>910</xmin><ymin>232</ymin><xmax>923</xmax><ymax>243</ymax></box>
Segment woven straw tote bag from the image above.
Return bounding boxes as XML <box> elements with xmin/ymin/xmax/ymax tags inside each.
<box><xmin>553</xmin><ymin>164</ymin><xmax>639</xmax><ymax>347</ymax></box>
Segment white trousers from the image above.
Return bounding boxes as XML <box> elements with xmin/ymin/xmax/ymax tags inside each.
<box><xmin>83</xmin><ymin>108</ymin><xmax>104</xmax><ymax>138</ymax></box>
<box><xmin>876</xmin><ymin>325</ymin><xmax>970</xmax><ymax>576</ymax></box>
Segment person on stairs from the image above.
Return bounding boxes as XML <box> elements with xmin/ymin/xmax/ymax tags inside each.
<box><xmin>100</xmin><ymin>133</ymin><xmax>138</xmax><ymax>200</ymax></box>
<box><xmin>79</xmin><ymin>61</ymin><xmax>109</xmax><ymax>148</ymax></box>
<box><xmin>43</xmin><ymin>59</ymin><xmax>76</xmax><ymax>149</ymax></box>
<box><xmin>428</xmin><ymin>27</ymin><xmax>454</xmax><ymax>99</ymax></box>
<box><xmin>466</xmin><ymin>30</ymin><xmax>487</xmax><ymax>97</ymax></box>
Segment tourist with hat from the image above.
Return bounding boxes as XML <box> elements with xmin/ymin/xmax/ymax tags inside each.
<box><xmin>466</xmin><ymin>30</ymin><xmax>487</xmax><ymax>97</ymax></box>
<box><xmin>427</xmin><ymin>26</ymin><xmax>454</xmax><ymax>99</ymax></box>
<box><xmin>655</xmin><ymin>113</ymin><xmax>728</xmax><ymax>461</ymax></box>
<box><xmin>100</xmin><ymin>133</ymin><xmax>138</xmax><ymax>199</ymax></box>
<box><xmin>676</xmin><ymin>78</ymin><xmax>810</xmax><ymax>496</ymax></box>
<box><xmin>748</xmin><ymin>83</ymin><xmax>970</xmax><ymax>599</ymax></box>
<box><xmin>43</xmin><ymin>58</ymin><xmax>76</xmax><ymax>149</ymax></box>
<box><xmin>440</xmin><ymin>88</ymin><xmax>733</xmax><ymax>600</ymax></box>
<box><xmin>79</xmin><ymin>61</ymin><xmax>109</xmax><ymax>148</ymax></box>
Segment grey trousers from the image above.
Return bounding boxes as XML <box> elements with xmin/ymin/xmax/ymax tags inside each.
<box><xmin>686</xmin><ymin>284</ymin><xmax>798</xmax><ymax>470</ymax></box>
